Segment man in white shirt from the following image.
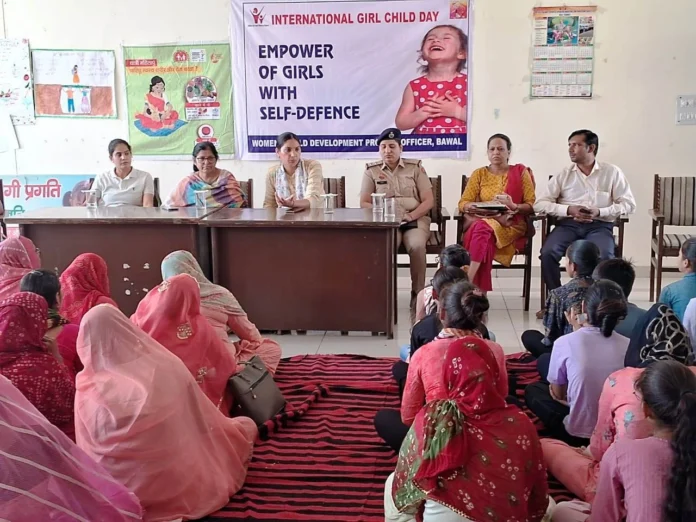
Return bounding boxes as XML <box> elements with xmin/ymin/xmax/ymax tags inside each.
<box><xmin>534</xmin><ymin>130</ymin><xmax>636</xmax><ymax>291</ymax></box>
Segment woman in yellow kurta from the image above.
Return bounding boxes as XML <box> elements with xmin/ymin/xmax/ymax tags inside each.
<box><xmin>457</xmin><ymin>134</ymin><xmax>535</xmax><ymax>292</ymax></box>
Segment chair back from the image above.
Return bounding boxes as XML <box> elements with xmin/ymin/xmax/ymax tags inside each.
<box><xmin>322</xmin><ymin>177</ymin><xmax>346</xmax><ymax>208</ymax></box>
<box><xmin>655</xmin><ymin>175</ymin><xmax>696</xmax><ymax>226</ymax></box>
<box><xmin>429</xmin><ymin>176</ymin><xmax>442</xmax><ymax>222</ymax></box>
<box><xmin>153</xmin><ymin>177</ymin><xmax>161</xmax><ymax>207</ymax></box>
<box><xmin>239</xmin><ymin>179</ymin><xmax>254</xmax><ymax>208</ymax></box>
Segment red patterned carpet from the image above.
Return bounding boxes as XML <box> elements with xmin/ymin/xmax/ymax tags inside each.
<box><xmin>201</xmin><ymin>353</ymin><xmax>571</xmax><ymax>522</ymax></box>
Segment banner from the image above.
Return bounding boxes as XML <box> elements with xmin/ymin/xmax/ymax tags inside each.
<box><xmin>231</xmin><ymin>0</ymin><xmax>471</xmax><ymax>159</ymax></box>
<box><xmin>1</xmin><ymin>175</ymin><xmax>94</xmax><ymax>217</ymax></box>
<box><xmin>32</xmin><ymin>49</ymin><xmax>117</xmax><ymax>118</ymax></box>
<box><xmin>123</xmin><ymin>44</ymin><xmax>234</xmax><ymax>157</ymax></box>
<box><xmin>531</xmin><ymin>6</ymin><xmax>596</xmax><ymax>98</ymax></box>
<box><xmin>0</xmin><ymin>39</ymin><xmax>35</xmax><ymax>125</ymax></box>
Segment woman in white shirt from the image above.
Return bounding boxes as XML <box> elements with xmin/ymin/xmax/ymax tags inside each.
<box><xmin>92</xmin><ymin>139</ymin><xmax>155</xmax><ymax>207</ymax></box>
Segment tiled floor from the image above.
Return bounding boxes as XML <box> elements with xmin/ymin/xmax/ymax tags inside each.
<box><xmin>268</xmin><ymin>271</ymin><xmax>676</xmax><ymax>359</ymax></box>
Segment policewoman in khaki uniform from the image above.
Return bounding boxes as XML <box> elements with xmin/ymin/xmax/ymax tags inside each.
<box><xmin>360</xmin><ymin>128</ymin><xmax>434</xmax><ymax>309</ymax></box>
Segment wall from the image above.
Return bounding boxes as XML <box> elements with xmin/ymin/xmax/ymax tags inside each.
<box><xmin>2</xmin><ymin>0</ymin><xmax>695</xmax><ymax>266</ymax></box>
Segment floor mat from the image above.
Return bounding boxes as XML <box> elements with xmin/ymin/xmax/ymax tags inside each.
<box><xmin>201</xmin><ymin>354</ymin><xmax>400</xmax><ymax>521</ymax></box>
<box><xmin>202</xmin><ymin>352</ymin><xmax>573</xmax><ymax>521</ymax></box>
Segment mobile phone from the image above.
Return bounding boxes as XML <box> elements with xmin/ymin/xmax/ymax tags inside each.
<box><xmin>579</xmin><ymin>207</ymin><xmax>592</xmax><ymax>214</ymax></box>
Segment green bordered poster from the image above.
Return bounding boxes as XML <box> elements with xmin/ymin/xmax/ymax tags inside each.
<box><xmin>123</xmin><ymin>43</ymin><xmax>234</xmax><ymax>157</ymax></box>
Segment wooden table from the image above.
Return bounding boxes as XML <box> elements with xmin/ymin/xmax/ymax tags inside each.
<box><xmin>202</xmin><ymin>208</ymin><xmax>400</xmax><ymax>337</ymax></box>
<box><xmin>6</xmin><ymin>206</ymin><xmax>214</xmax><ymax>316</ymax></box>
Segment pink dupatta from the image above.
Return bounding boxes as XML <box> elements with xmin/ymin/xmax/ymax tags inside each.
<box><xmin>60</xmin><ymin>253</ymin><xmax>118</xmax><ymax>324</ymax></box>
<box><xmin>131</xmin><ymin>274</ymin><xmax>238</xmax><ymax>411</ymax></box>
<box><xmin>0</xmin><ymin>374</ymin><xmax>142</xmax><ymax>520</ymax></box>
<box><xmin>75</xmin><ymin>304</ymin><xmax>255</xmax><ymax>522</ymax></box>
<box><xmin>0</xmin><ymin>237</ymin><xmax>41</xmax><ymax>300</ymax></box>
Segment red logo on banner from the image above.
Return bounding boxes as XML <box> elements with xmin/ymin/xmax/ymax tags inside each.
<box><xmin>173</xmin><ymin>50</ymin><xmax>188</xmax><ymax>63</ymax></box>
<box><xmin>251</xmin><ymin>7</ymin><xmax>265</xmax><ymax>24</ymax></box>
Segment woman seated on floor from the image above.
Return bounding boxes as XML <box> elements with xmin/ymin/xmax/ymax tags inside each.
<box><xmin>132</xmin><ymin>273</ymin><xmax>238</xmax><ymax>413</ymax></box>
<box><xmin>375</xmin><ymin>280</ymin><xmax>507</xmax><ymax>452</ymax></box>
<box><xmin>385</xmin><ymin>338</ymin><xmax>550</xmax><ymax>522</ymax></box>
<box><xmin>0</xmin><ymin>292</ymin><xmax>75</xmax><ymax>439</ymax></box>
<box><xmin>414</xmin><ymin>244</ymin><xmax>470</xmax><ymax>323</ymax></box>
<box><xmin>0</xmin><ymin>374</ymin><xmax>143</xmax><ymax>521</ymax></box>
<box><xmin>543</xmin><ymin>303</ymin><xmax>694</xmax><ymax>503</ymax></box>
<box><xmin>552</xmin><ymin>360</ymin><xmax>696</xmax><ymax>522</ymax></box>
<box><xmin>522</xmin><ymin>240</ymin><xmax>601</xmax><ymax>358</ymax></box>
<box><xmin>161</xmin><ymin>250</ymin><xmax>282</xmax><ymax>373</ymax></box>
<box><xmin>75</xmin><ymin>304</ymin><xmax>256</xmax><ymax>521</ymax></box>
<box><xmin>457</xmin><ymin>133</ymin><xmax>536</xmax><ymax>294</ymax></box>
<box><xmin>21</xmin><ymin>269</ymin><xmax>82</xmax><ymax>377</ymax></box>
<box><xmin>263</xmin><ymin>131</ymin><xmax>324</xmax><ymax>210</ymax></box>
<box><xmin>60</xmin><ymin>253</ymin><xmax>118</xmax><ymax>324</ymax></box>
<box><xmin>525</xmin><ymin>280</ymin><xmax>628</xmax><ymax>446</ymax></box>
<box><xmin>167</xmin><ymin>142</ymin><xmax>247</xmax><ymax>208</ymax></box>
<box><xmin>0</xmin><ymin>236</ymin><xmax>41</xmax><ymax>300</ymax></box>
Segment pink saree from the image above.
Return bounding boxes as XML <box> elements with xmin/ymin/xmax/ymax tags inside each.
<box><xmin>131</xmin><ymin>273</ymin><xmax>238</xmax><ymax>412</ymax></box>
<box><xmin>75</xmin><ymin>304</ymin><xmax>255</xmax><ymax>522</ymax></box>
<box><xmin>0</xmin><ymin>373</ymin><xmax>143</xmax><ymax>520</ymax></box>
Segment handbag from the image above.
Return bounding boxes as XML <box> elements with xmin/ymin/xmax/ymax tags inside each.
<box><xmin>227</xmin><ymin>356</ymin><xmax>286</xmax><ymax>425</ymax></box>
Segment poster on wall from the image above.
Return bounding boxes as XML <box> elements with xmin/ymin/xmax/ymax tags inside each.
<box><xmin>531</xmin><ymin>6</ymin><xmax>596</xmax><ymax>98</ymax></box>
<box><xmin>1</xmin><ymin>175</ymin><xmax>94</xmax><ymax>217</ymax></box>
<box><xmin>231</xmin><ymin>0</ymin><xmax>471</xmax><ymax>159</ymax></box>
<box><xmin>123</xmin><ymin>43</ymin><xmax>234</xmax><ymax>157</ymax></box>
<box><xmin>32</xmin><ymin>49</ymin><xmax>117</xmax><ymax>118</ymax></box>
<box><xmin>0</xmin><ymin>39</ymin><xmax>35</xmax><ymax>125</ymax></box>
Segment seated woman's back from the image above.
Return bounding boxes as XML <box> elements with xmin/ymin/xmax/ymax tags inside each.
<box><xmin>402</xmin><ymin>280</ymin><xmax>508</xmax><ymax>425</ymax></box>
<box><xmin>161</xmin><ymin>250</ymin><xmax>282</xmax><ymax>373</ymax></box>
<box><xmin>75</xmin><ymin>304</ymin><xmax>256</xmax><ymax>521</ymax></box>
<box><xmin>21</xmin><ymin>268</ymin><xmax>84</xmax><ymax>377</ymax></box>
<box><xmin>0</xmin><ymin>292</ymin><xmax>75</xmax><ymax>438</ymax></box>
<box><xmin>0</xmin><ymin>236</ymin><xmax>41</xmax><ymax>300</ymax></box>
<box><xmin>131</xmin><ymin>273</ymin><xmax>238</xmax><ymax>411</ymax></box>
<box><xmin>60</xmin><ymin>252</ymin><xmax>118</xmax><ymax>324</ymax></box>
<box><xmin>392</xmin><ymin>338</ymin><xmax>548</xmax><ymax>521</ymax></box>
<box><xmin>0</xmin><ymin>374</ymin><xmax>142</xmax><ymax>521</ymax></box>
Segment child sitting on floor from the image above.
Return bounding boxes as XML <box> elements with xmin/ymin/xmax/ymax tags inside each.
<box><xmin>414</xmin><ymin>244</ymin><xmax>470</xmax><ymax>324</ymax></box>
<box><xmin>552</xmin><ymin>360</ymin><xmax>696</xmax><ymax>521</ymax></box>
<box><xmin>522</xmin><ymin>240</ymin><xmax>600</xmax><ymax>358</ymax></box>
<box><xmin>542</xmin><ymin>302</ymin><xmax>694</xmax><ymax>503</ymax></box>
<box><xmin>525</xmin><ymin>280</ymin><xmax>628</xmax><ymax>446</ymax></box>
<box><xmin>659</xmin><ymin>237</ymin><xmax>696</xmax><ymax>321</ymax></box>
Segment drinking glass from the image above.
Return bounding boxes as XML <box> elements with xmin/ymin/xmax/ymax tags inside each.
<box><xmin>82</xmin><ymin>190</ymin><xmax>97</xmax><ymax>209</ymax></box>
<box><xmin>194</xmin><ymin>190</ymin><xmax>209</xmax><ymax>209</ymax></box>
<box><xmin>384</xmin><ymin>197</ymin><xmax>397</xmax><ymax>219</ymax></box>
<box><xmin>371</xmin><ymin>193</ymin><xmax>385</xmax><ymax>213</ymax></box>
<box><xmin>321</xmin><ymin>193</ymin><xmax>337</xmax><ymax>214</ymax></box>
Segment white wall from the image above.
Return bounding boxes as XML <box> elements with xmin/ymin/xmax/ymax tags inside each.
<box><xmin>2</xmin><ymin>0</ymin><xmax>695</xmax><ymax>266</ymax></box>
